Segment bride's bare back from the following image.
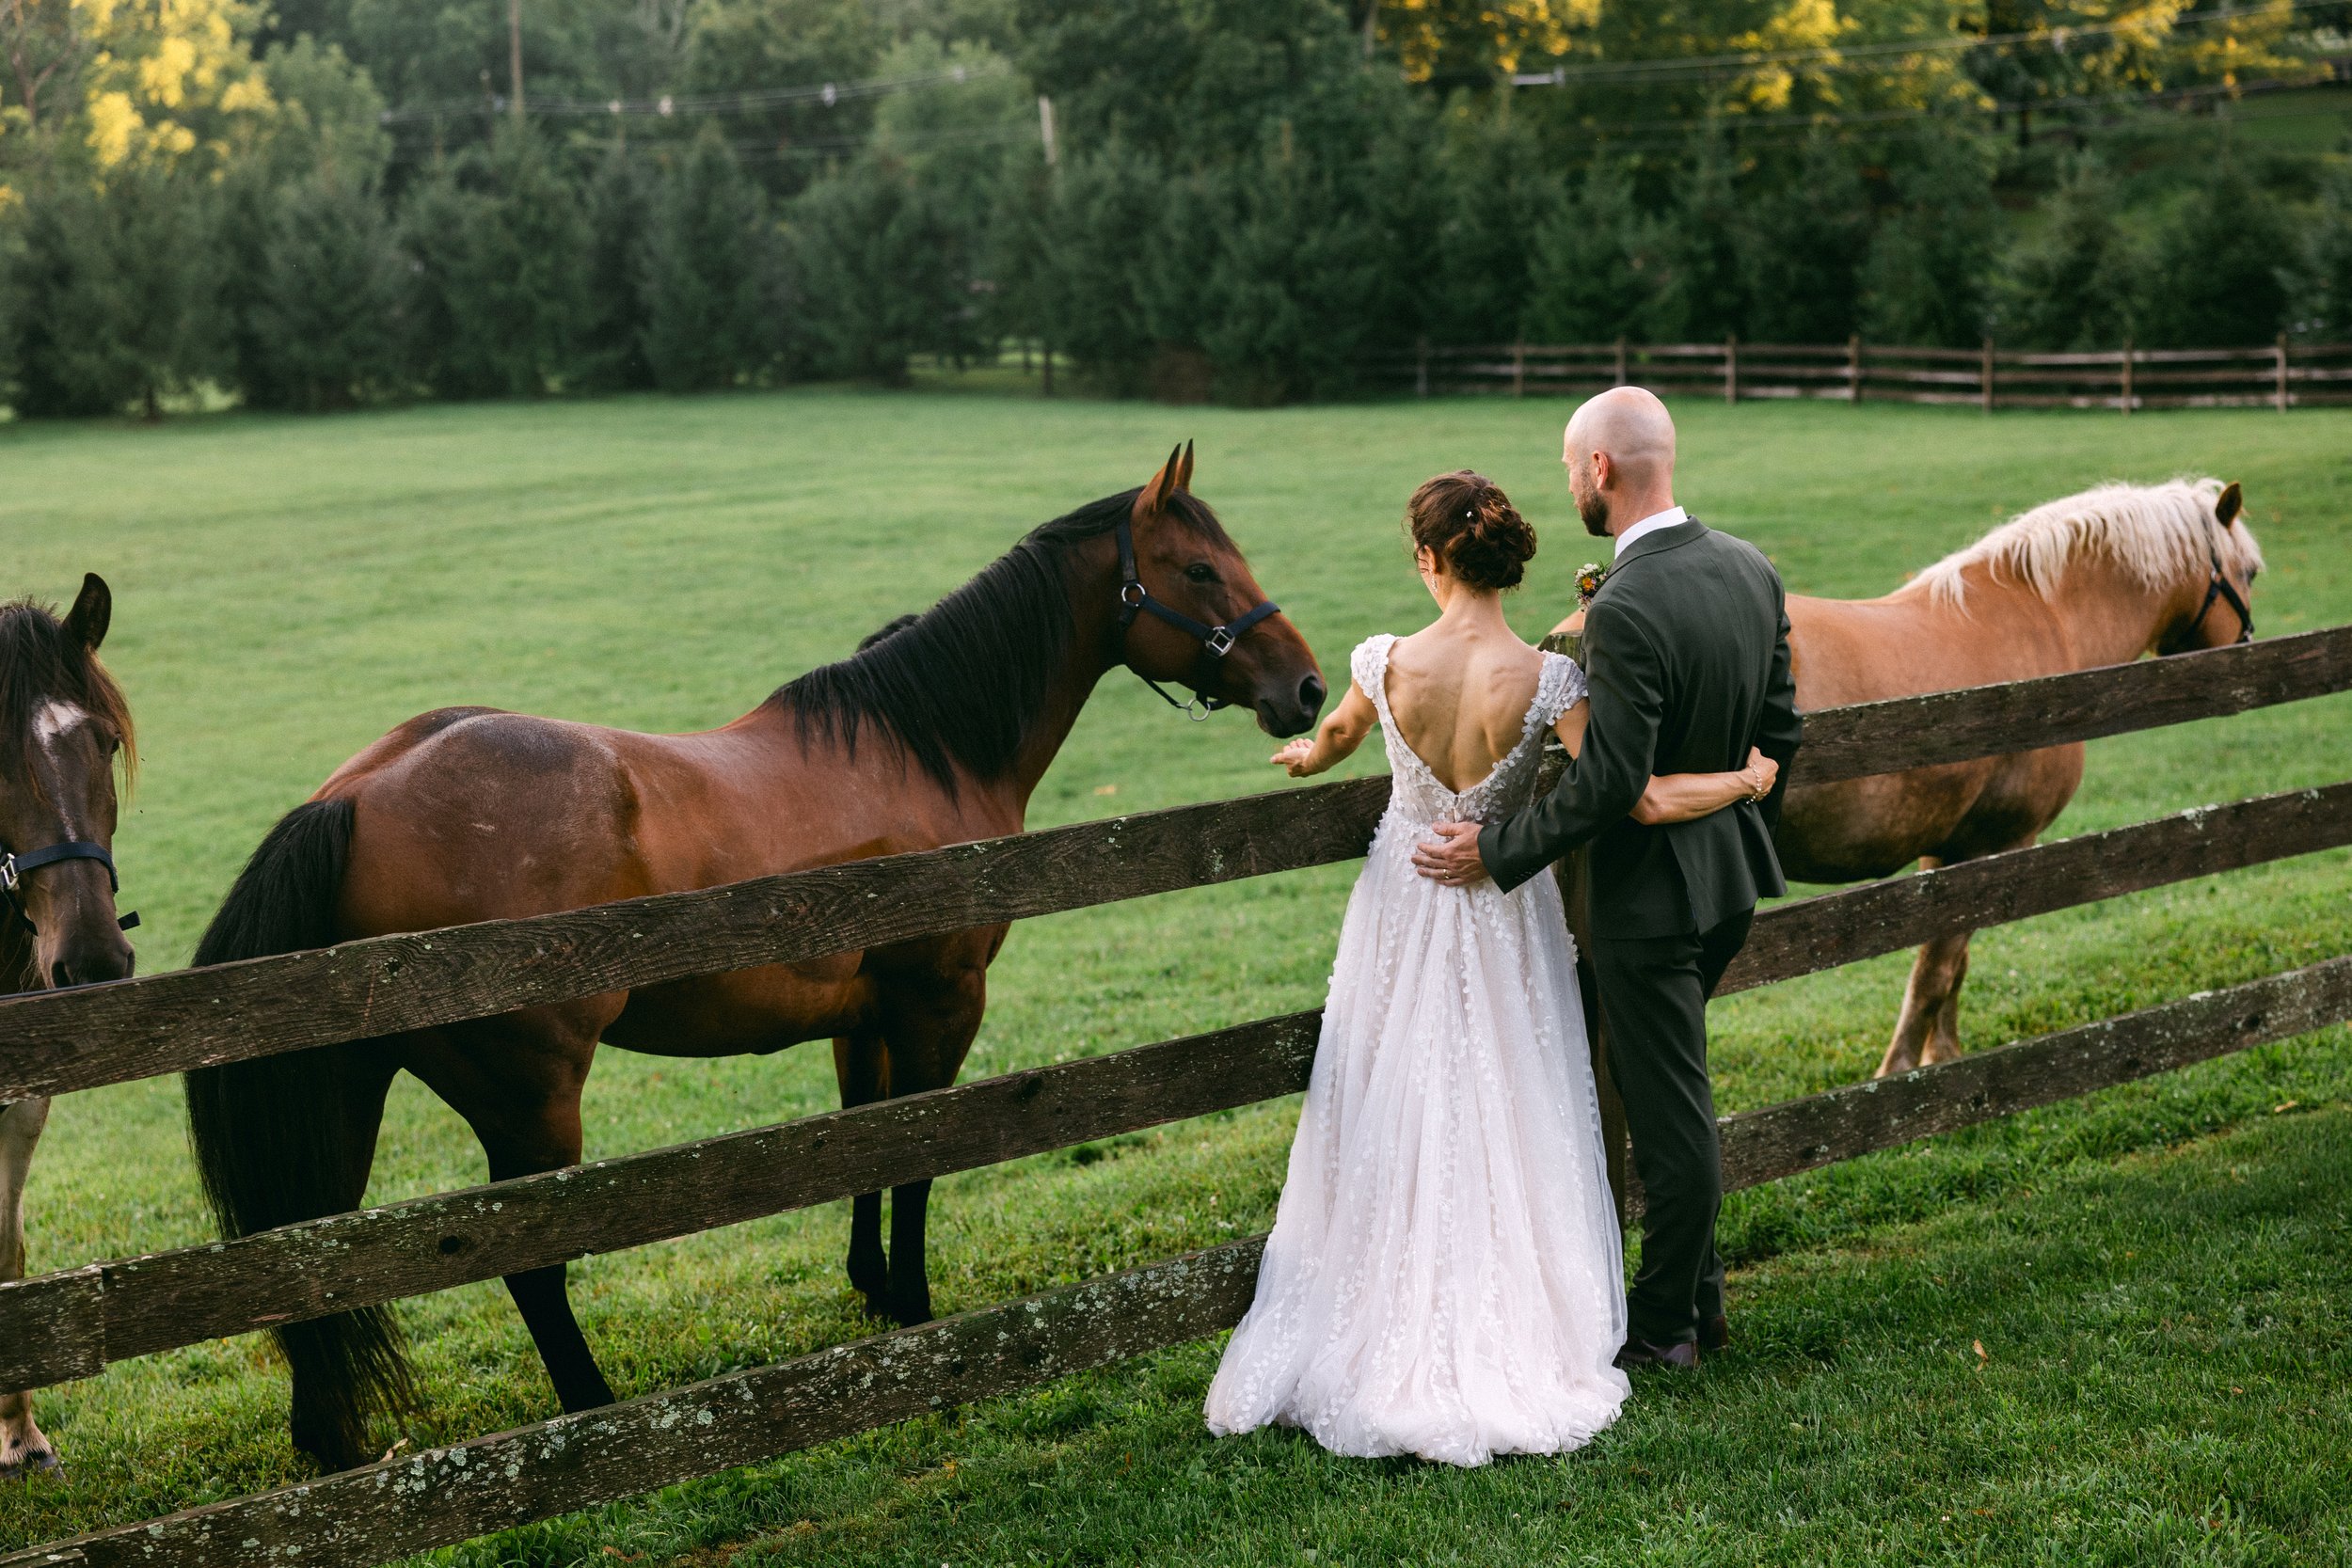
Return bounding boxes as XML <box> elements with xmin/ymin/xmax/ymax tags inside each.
<box><xmin>1381</xmin><ymin>625</ymin><xmax>1558</xmax><ymax>793</ymax></box>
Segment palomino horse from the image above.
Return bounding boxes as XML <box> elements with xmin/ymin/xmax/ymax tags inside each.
<box><xmin>185</xmin><ymin>447</ymin><xmax>1327</xmax><ymax>1472</ymax></box>
<box><xmin>0</xmin><ymin>575</ymin><xmax>140</xmax><ymax>1477</ymax></box>
<box><xmin>1775</xmin><ymin>477</ymin><xmax>2261</xmax><ymax>1076</ymax></box>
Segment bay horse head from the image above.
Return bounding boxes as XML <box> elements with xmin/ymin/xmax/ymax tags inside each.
<box><xmin>2154</xmin><ymin>480</ymin><xmax>2263</xmax><ymax>655</ymax></box>
<box><xmin>1117</xmin><ymin>442</ymin><xmax>1327</xmax><ymax>736</ymax></box>
<box><xmin>0</xmin><ymin>575</ymin><xmax>137</xmax><ymax>990</ymax></box>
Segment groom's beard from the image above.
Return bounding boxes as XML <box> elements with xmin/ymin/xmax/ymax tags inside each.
<box><xmin>1577</xmin><ymin>488</ymin><xmax>1612</xmax><ymax>536</ymax></box>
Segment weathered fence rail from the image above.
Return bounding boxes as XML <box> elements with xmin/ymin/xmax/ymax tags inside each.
<box><xmin>4</xmin><ymin>780</ymin><xmax>2347</xmax><ymax>1393</ymax></box>
<box><xmin>4</xmin><ymin>626</ymin><xmax>2345</xmax><ymax>1102</ymax></box>
<box><xmin>1393</xmin><ymin>337</ymin><xmax>2352</xmax><ymax>411</ymax></box>
<box><xmin>2</xmin><ymin>625</ymin><xmax>2348</xmax><ymax>1566</ymax></box>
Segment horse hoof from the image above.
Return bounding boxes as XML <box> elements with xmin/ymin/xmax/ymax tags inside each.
<box><xmin>0</xmin><ymin>1449</ymin><xmax>61</xmax><ymax>1481</ymax></box>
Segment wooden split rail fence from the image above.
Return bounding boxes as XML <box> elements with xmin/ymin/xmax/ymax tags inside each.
<box><xmin>1399</xmin><ymin>338</ymin><xmax>2352</xmax><ymax>412</ymax></box>
<box><xmin>3</xmin><ymin>626</ymin><xmax>2350</xmax><ymax>1567</ymax></box>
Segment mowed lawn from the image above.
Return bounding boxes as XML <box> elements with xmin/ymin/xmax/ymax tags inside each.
<box><xmin>2</xmin><ymin>388</ymin><xmax>2349</xmax><ymax>1565</ymax></box>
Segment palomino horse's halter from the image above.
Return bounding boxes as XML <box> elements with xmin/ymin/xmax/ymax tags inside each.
<box><xmin>0</xmin><ymin>836</ymin><xmax>137</xmax><ymax>940</ymax></box>
<box><xmin>1113</xmin><ymin>512</ymin><xmax>1281</xmax><ymax>720</ymax></box>
<box><xmin>2183</xmin><ymin>531</ymin><xmax>2255</xmax><ymax>647</ymax></box>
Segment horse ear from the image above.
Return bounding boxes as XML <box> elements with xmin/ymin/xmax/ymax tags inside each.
<box><xmin>1140</xmin><ymin>443</ymin><xmax>1184</xmax><ymax>514</ymax></box>
<box><xmin>1175</xmin><ymin>439</ymin><xmax>1195</xmax><ymax>494</ymax></box>
<box><xmin>65</xmin><ymin>573</ymin><xmax>111</xmax><ymax>653</ymax></box>
<box><xmin>2215</xmin><ymin>481</ymin><xmax>2243</xmax><ymax>529</ymax></box>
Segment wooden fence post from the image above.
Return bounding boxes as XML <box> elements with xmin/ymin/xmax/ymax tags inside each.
<box><xmin>1724</xmin><ymin>334</ymin><xmax>1739</xmax><ymax>404</ymax></box>
<box><xmin>1415</xmin><ymin>335</ymin><xmax>1430</xmax><ymax>399</ymax></box>
<box><xmin>1848</xmin><ymin>334</ymin><xmax>1863</xmax><ymax>404</ymax></box>
<box><xmin>2277</xmin><ymin>332</ymin><xmax>2290</xmax><ymax>413</ymax></box>
<box><xmin>1980</xmin><ymin>337</ymin><xmax>1994</xmax><ymax>414</ymax></box>
<box><xmin>2121</xmin><ymin>339</ymin><xmax>2133</xmax><ymax>417</ymax></box>
<box><xmin>1041</xmin><ymin>340</ymin><xmax>1054</xmax><ymax>397</ymax></box>
<box><xmin>1613</xmin><ymin>335</ymin><xmax>1629</xmax><ymax>387</ymax></box>
<box><xmin>1512</xmin><ymin>340</ymin><xmax>1527</xmax><ymax>398</ymax></box>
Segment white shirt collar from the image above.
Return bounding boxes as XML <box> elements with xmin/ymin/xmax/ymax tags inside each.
<box><xmin>1613</xmin><ymin>505</ymin><xmax>1687</xmax><ymax>559</ymax></box>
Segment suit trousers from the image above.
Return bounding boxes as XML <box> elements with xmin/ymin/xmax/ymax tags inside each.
<box><xmin>1590</xmin><ymin>909</ymin><xmax>1754</xmax><ymax>1347</ymax></box>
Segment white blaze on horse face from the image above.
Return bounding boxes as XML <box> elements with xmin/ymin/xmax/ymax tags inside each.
<box><xmin>32</xmin><ymin>700</ymin><xmax>87</xmax><ymax>750</ymax></box>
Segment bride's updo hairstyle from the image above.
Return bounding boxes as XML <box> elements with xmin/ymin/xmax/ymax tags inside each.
<box><xmin>1406</xmin><ymin>470</ymin><xmax>1537</xmax><ymax>592</ymax></box>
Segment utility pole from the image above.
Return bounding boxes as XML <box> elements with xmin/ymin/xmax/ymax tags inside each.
<box><xmin>508</xmin><ymin>0</ymin><xmax>525</xmax><ymax>121</ymax></box>
<box><xmin>1037</xmin><ymin>94</ymin><xmax>1057</xmax><ymax>167</ymax></box>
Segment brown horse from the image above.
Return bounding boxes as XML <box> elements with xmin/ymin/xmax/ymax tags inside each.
<box><xmin>184</xmin><ymin>447</ymin><xmax>1326</xmax><ymax>1472</ymax></box>
<box><xmin>0</xmin><ymin>575</ymin><xmax>140</xmax><ymax>1478</ymax></box>
<box><xmin>1774</xmin><ymin>477</ymin><xmax>2261</xmax><ymax>1076</ymax></box>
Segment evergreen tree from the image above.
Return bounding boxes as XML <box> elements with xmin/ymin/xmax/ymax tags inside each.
<box><xmin>2296</xmin><ymin>158</ymin><xmax>2352</xmax><ymax>341</ymax></box>
<box><xmin>12</xmin><ymin>161</ymin><xmax>220</xmax><ymax>419</ymax></box>
<box><xmin>1993</xmin><ymin>153</ymin><xmax>2139</xmax><ymax>350</ymax></box>
<box><xmin>244</xmin><ymin>174</ymin><xmax>406</xmax><ymax>410</ymax></box>
<box><xmin>1526</xmin><ymin>160</ymin><xmax>1654</xmax><ymax>342</ymax></box>
<box><xmin>0</xmin><ymin>202</ymin><xmax>25</xmax><ymax>410</ymax></box>
<box><xmin>1025</xmin><ymin>143</ymin><xmax>1166</xmax><ymax>394</ymax></box>
<box><xmin>789</xmin><ymin>152</ymin><xmax>963</xmax><ymax>381</ymax></box>
<box><xmin>1860</xmin><ymin>130</ymin><xmax>1999</xmax><ymax>347</ymax></box>
<box><xmin>580</xmin><ymin>147</ymin><xmax>659</xmax><ymax>392</ymax></box>
<box><xmin>2136</xmin><ymin>158</ymin><xmax>2296</xmax><ymax>348</ymax></box>
<box><xmin>1421</xmin><ymin>110</ymin><xmax>1551</xmax><ymax>344</ymax></box>
<box><xmin>400</xmin><ymin>125</ymin><xmax>591</xmax><ymax>398</ymax></box>
<box><xmin>640</xmin><ymin>128</ymin><xmax>774</xmax><ymax>390</ymax></box>
<box><xmin>1647</xmin><ymin>135</ymin><xmax>1747</xmax><ymax>341</ymax></box>
<box><xmin>1194</xmin><ymin>139</ymin><xmax>1376</xmax><ymax>403</ymax></box>
<box><xmin>1741</xmin><ymin>135</ymin><xmax>1871</xmax><ymax>344</ymax></box>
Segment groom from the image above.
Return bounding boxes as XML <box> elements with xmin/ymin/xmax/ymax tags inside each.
<box><xmin>1412</xmin><ymin>387</ymin><xmax>1802</xmax><ymax>1369</ymax></box>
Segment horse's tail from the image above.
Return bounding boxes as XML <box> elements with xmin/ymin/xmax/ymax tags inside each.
<box><xmin>183</xmin><ymin>797</ymin><xmax>414</xmax><ymax>1469</ymax></box>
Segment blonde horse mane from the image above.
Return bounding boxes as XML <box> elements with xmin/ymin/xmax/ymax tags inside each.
<box><xmin>1906</xmin><ymin>478</ymin><xmax>2264</xmax><ymax>610</ymax></box>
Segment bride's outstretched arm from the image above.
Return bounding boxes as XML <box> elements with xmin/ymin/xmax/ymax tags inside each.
<box><xmin>1271</xmin><ymin>681</ymin><xmax>1376</xmax><ymax>778</ymax></box>
<box><xmin>1629</xmin><ymin>748</ymin><xmax>1779</xmax><ymax>825</ymax></box>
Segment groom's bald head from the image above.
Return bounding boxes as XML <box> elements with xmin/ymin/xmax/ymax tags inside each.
<box><xmin>1563</xmin><ymin>388</ymin><xmax>1677</xmax><ymax>537</ymax></box>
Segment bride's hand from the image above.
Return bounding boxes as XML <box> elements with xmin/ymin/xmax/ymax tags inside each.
<box><xmin>1742</xmin><ymin>747</ymin><xmax>1779</xmax><ymax>800</ymax></box>
<box><xmin>1271</xmin><ymin>738</ymin><xmax>1318</xmax><ymax>776</ymax></box>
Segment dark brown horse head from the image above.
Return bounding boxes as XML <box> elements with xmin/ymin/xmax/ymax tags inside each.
<box><xmin>0</xmin><ymin>575</ymin><xmax>136</xmax><ymax>990</ymax></box>
<box><xmin>2155</xmin><ymin>480</ymin><xmax>2263</xmax><ymax>655</ymax></box>
<box><xmin>1121</xmin><ymin>442</ymin><xmax>1326</xmax><ymax>736</ymax></box>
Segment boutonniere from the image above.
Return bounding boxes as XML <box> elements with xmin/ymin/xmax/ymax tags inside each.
<box><xmin>1575</xmin><ymin>562</ymin><xmax>1608</xmax><ymax>609</ymax></box>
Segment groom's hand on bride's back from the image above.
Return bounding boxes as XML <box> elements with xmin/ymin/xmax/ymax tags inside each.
<box><xmin>1412</xmin><ymin>820</ymin><xmax>1489</xmax><ymax>886</ymax></box>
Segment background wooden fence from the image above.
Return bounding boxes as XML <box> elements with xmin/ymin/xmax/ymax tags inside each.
<box><xmin>2</xmin><ymin>626</ymin><xmax>2349</xmax><ymax>1567</ymax></box>
<box><xmin>1394</xmin><ymin>338</ymin><xmax>2352</xmax><ymax>412</ymax></box>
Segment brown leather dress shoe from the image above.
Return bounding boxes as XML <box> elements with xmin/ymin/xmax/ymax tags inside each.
<box><xmin>1699</xmin><ymin>1314</ymin><xmax>1730</xmax><ymax>1353</ymax></box>
<box><xmin>1613</xmin><ymin>1336</ymin><xmax>1699</xmax><ymax>1370</ymax></box>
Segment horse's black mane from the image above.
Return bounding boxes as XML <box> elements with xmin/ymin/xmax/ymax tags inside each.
<box><xmin>772</xmin><ymin>486</ymin><xmax>1230</xmax><ymax>791</ymax></box>
<box><xmin>0</xmin><ymin>597</ymin><xmax>136</xmax><ymax>796</ymax></box>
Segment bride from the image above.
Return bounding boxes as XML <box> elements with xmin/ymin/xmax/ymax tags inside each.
<box><xmin>1203</xmin><ymin>471</ymin><xmax>1778</xmax><ymax>1465</ymax></box>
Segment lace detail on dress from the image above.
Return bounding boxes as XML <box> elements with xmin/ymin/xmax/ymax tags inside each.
<box><xmin>1353</xmin><ymin>634</ymin><xmax>1585</xmax><ymax>829</ymax></box>
<box><xmin>1205</xmin><ymin>633</ymin><xmax>1627</xmax><ymax>1466</ymax></box>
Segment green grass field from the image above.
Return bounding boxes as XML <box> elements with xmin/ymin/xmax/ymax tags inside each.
<box><xmin>3</xmin><ymin>387</ymin><xmax>2349</xmax><ymax>1565</ymax></box>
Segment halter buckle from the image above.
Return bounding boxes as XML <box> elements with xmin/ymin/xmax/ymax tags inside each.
<box><xmin>1119</xmin><ymin>580</ymin><xmax>1147</xmax><ymax>609</ymax></box>
<box><xmin>0</xmin><ymin>854</ymin><xmax>16</xmax><ymax>894</ymax></box>
<box><xmin>1204</xmin><ymin>626</ymin><xmax>1236</xmax><ymax>657</ymax></box>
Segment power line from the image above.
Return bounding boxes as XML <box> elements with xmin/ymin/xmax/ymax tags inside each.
<box><xmin>379</xmin><ymin>58</ymin><xmax>1015</xmax><ymax>126</ymax></box>
<box><xmin>1574</xmin><ymin>71</ymin><xmax>2344</xmax><ymax>153</ymax></box>
<box><xmin>1509</xmin><ymin>1</ymin><xmax>2339</xmax><ymax>87</ymax></box>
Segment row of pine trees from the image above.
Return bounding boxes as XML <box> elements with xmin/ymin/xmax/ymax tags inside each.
<box><xmin>6</xmin><ymin>32</ymin><xmax>2352</xmax><ymax>414</ymax></box>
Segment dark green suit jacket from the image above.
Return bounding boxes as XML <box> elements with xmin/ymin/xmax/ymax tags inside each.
<box><xmin>1481</xmin><ymin>517</ymin><xmax>1803</xmax><ymax>937</ymax></box>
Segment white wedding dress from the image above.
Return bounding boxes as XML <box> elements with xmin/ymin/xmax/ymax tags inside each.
<box><xmin>1204</xmin><ymin>634</ymin><xmax>1630</xmax><ymax>1465</ymax></box>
